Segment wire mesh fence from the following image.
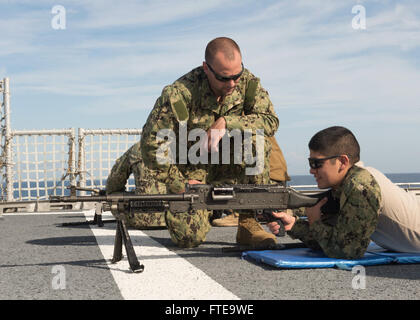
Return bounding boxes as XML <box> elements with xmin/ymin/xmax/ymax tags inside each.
<box><xmin>78</xmin><ymin>128</ymin><xmax>141</xmax><ymax>193</ymax></box>
<box><xmin>10</xmin><ymin>129</ymin><xmax>76</xmax><ymax>201</ymax></box>
<box><xmin>0</xmin><ymin>128</ymin><xmax>142</xmax><ymax>202</ymax></box>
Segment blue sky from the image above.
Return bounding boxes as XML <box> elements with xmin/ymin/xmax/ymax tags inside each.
<box><xmin>1</xmin><ymin>0</ymin><xmax>419</xmax><ymax>175</ymax></box>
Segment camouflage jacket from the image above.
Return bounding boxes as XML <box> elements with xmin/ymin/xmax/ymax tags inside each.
<box><xmin>140</xmin><ymin>66</ymin><xmax>279</xmax><ymax>193</ymax></box>
<box><xmin>289</xmin><ymin>165</ymin><xmax>382</xmax><ymax>259</ymax></box>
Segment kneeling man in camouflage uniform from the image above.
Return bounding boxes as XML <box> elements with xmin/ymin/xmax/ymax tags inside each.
<box><xmin>107</xmin><ymin>37</ymin><xmax>290</xmax><ymax>248</ymax></box>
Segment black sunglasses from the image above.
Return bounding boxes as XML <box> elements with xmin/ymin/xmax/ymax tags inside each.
<box><xmin>206</xmin><ymin>62</ymin><xmax>244</xmax><ymax>82</ymax></box>
<box><xmin>308</xmin><ymin>155</ymin><xmax>341</xmax><ymax>169</ymax></box>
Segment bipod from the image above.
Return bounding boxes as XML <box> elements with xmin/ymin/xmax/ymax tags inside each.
<box><xmin>111</xmin><ymin>220</ymin><xmax>144</xmax><ymax>273</ymax></box>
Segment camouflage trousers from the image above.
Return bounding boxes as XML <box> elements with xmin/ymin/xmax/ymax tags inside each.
<box><xmin>106</xmin><ymin>141</ymin><xmax>167</xmax><ymax>228</ymax></box>
<box><xmin>165</xmin><ymin>136</ymin><xmax>273</xmax><ymax>248</ymax></box>
<box><xmin>135</xmin><ymin>162</ymin><xmax>213</xmax><ymax>248</ymax></box>
<box><xmin>109</xmin><ymin>137</ymin><xmax>273</xmax><ymax>248</ymax></box>
<box><xmin>161</xmin><ymin>164</ymin><xmax>272</xmax><ymax>249</ymax></box>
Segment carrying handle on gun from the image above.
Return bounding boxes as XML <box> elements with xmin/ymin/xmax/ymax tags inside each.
<box><xmin>211</xmin><ymin>187</ymin><xmax>235</xmax><ymax>200</ymax></box>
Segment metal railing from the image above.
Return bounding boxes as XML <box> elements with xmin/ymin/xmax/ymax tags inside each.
<box><xmin>0</xmin><ymin>78</ymin><xmax>143</xmax><ymax>212</ymax></box>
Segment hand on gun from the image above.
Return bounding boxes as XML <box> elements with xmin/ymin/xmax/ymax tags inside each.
<box><xmin>267</xmin><ymin>211</ymin><xmax>296</xmax><ymax>235</ymax></box>
<box><xmin>268</xmin><ymin>196</ymin><xmax>329</xmax><ymax>234</ymax></box>
<box><xmin>305</xmin><ymin>197</ymin><xmax>328</xmax><ymax>225</ymax></box>
<box><xmin>200</xmin><ymin>117</ymin><xmax>226</xmax><ymax>153</ymax></box>
<box><xmin>188</xmin><ymin>179</ymin><xmax>202</xmax><ymax>185</ymax></box>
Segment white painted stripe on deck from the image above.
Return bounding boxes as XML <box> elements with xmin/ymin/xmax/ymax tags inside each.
<box><xmin>85</xmin><ymin>211</ymin><xmax>239</xmax><ymax>300</ymax></box>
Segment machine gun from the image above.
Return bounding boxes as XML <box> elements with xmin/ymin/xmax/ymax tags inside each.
<box><xmin>50</xmin><ymin>184</ymin><xmax>323</xmax><ymax>273</ymax></box>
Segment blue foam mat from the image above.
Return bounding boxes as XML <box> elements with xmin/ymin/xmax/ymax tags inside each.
<box><xmin>242</xmin><ymin>243</ymin><xmax>420</xmax><ymax>270</ymax></box>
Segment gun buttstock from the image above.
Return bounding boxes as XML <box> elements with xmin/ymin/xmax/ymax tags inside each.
<box><xmin>288</xmin><ymin>188</ymin><xmax>319</xmax><ymax>209</ymax></box>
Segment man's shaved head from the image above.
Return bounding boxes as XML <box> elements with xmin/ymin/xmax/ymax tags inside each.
<box><xmin>205</xmin><ymin>37</ymin><xmax>242</xmax><ymax>65</ymax></box>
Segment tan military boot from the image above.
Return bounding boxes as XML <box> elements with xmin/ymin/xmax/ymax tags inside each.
<box><xmin>211</xmin><ymin>212</ymin><xmax>239</xmax><ymax>227</ymax></box>
<box><xmin>236</xmin><ymin>213</ymin><xmax>277</xmax><ymax>247</ymax></box>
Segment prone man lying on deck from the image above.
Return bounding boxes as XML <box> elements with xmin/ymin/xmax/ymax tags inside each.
<box><xmin>268</xmin><ymin>126</ymin><xmax>420</xmax><ymax>259</ymax></box>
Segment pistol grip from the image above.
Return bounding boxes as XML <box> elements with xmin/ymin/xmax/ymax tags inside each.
<box><xmin>261</xmin><ymin>209</ymin><xmax>286</xmax><ymax>237</ymax></box>
<box><xmin>274</xmin><ymin>219</ymin><xmax>286</xmax><ymax>237</ymax></box>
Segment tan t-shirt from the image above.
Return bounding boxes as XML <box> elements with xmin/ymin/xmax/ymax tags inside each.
<box><xmin>356</xmin><ymin>162</ymin><xmax>420</xmax><ymax>252</ymax></box>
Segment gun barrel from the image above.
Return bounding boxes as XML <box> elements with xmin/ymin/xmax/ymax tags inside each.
<box><xmin>50</xmin><ymin>193</ymin><xmax>198</xmax><ymax>203</ymax></box>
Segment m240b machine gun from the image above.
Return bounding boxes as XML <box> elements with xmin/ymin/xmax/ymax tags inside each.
<box><xmin>50</xmin><ymin>184</ymin><xmax>321</xmax><ymax>273</ymax></box>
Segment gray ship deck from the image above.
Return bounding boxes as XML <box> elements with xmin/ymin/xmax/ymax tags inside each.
<box><xmin>1</xmin><ymin>209</ymin><xmax>419</xmax><ymax>301</ymax></box>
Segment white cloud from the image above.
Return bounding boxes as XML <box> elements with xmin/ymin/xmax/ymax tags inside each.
<box><xmin>74</xmin><ymin>0</ymin><xmax>234</xmax><ymax>29</ymax></box>
<box><xmin>2</xmin><ymin>0</ymin><xmax>420</xmax><ymax>173</ymax></box>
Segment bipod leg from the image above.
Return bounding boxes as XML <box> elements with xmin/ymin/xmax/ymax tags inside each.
<box><xmin>111</xmin><ymin>220</ymin><xmax>123</xmax><ymax>264</ymax></box>
<box><xmin>119</xmin><ymin>220</ymin><xmax>144</xmax><ymax>273</ymax></box>
<box><xmin>92</xmin><ymin>213</ymin><xmax>104</xmax><ymax>227</ymax></box>
<box><xmin>93</xmin><ymin>202</ymin><xmax>104</xmax><ymax>227</ymax></box>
